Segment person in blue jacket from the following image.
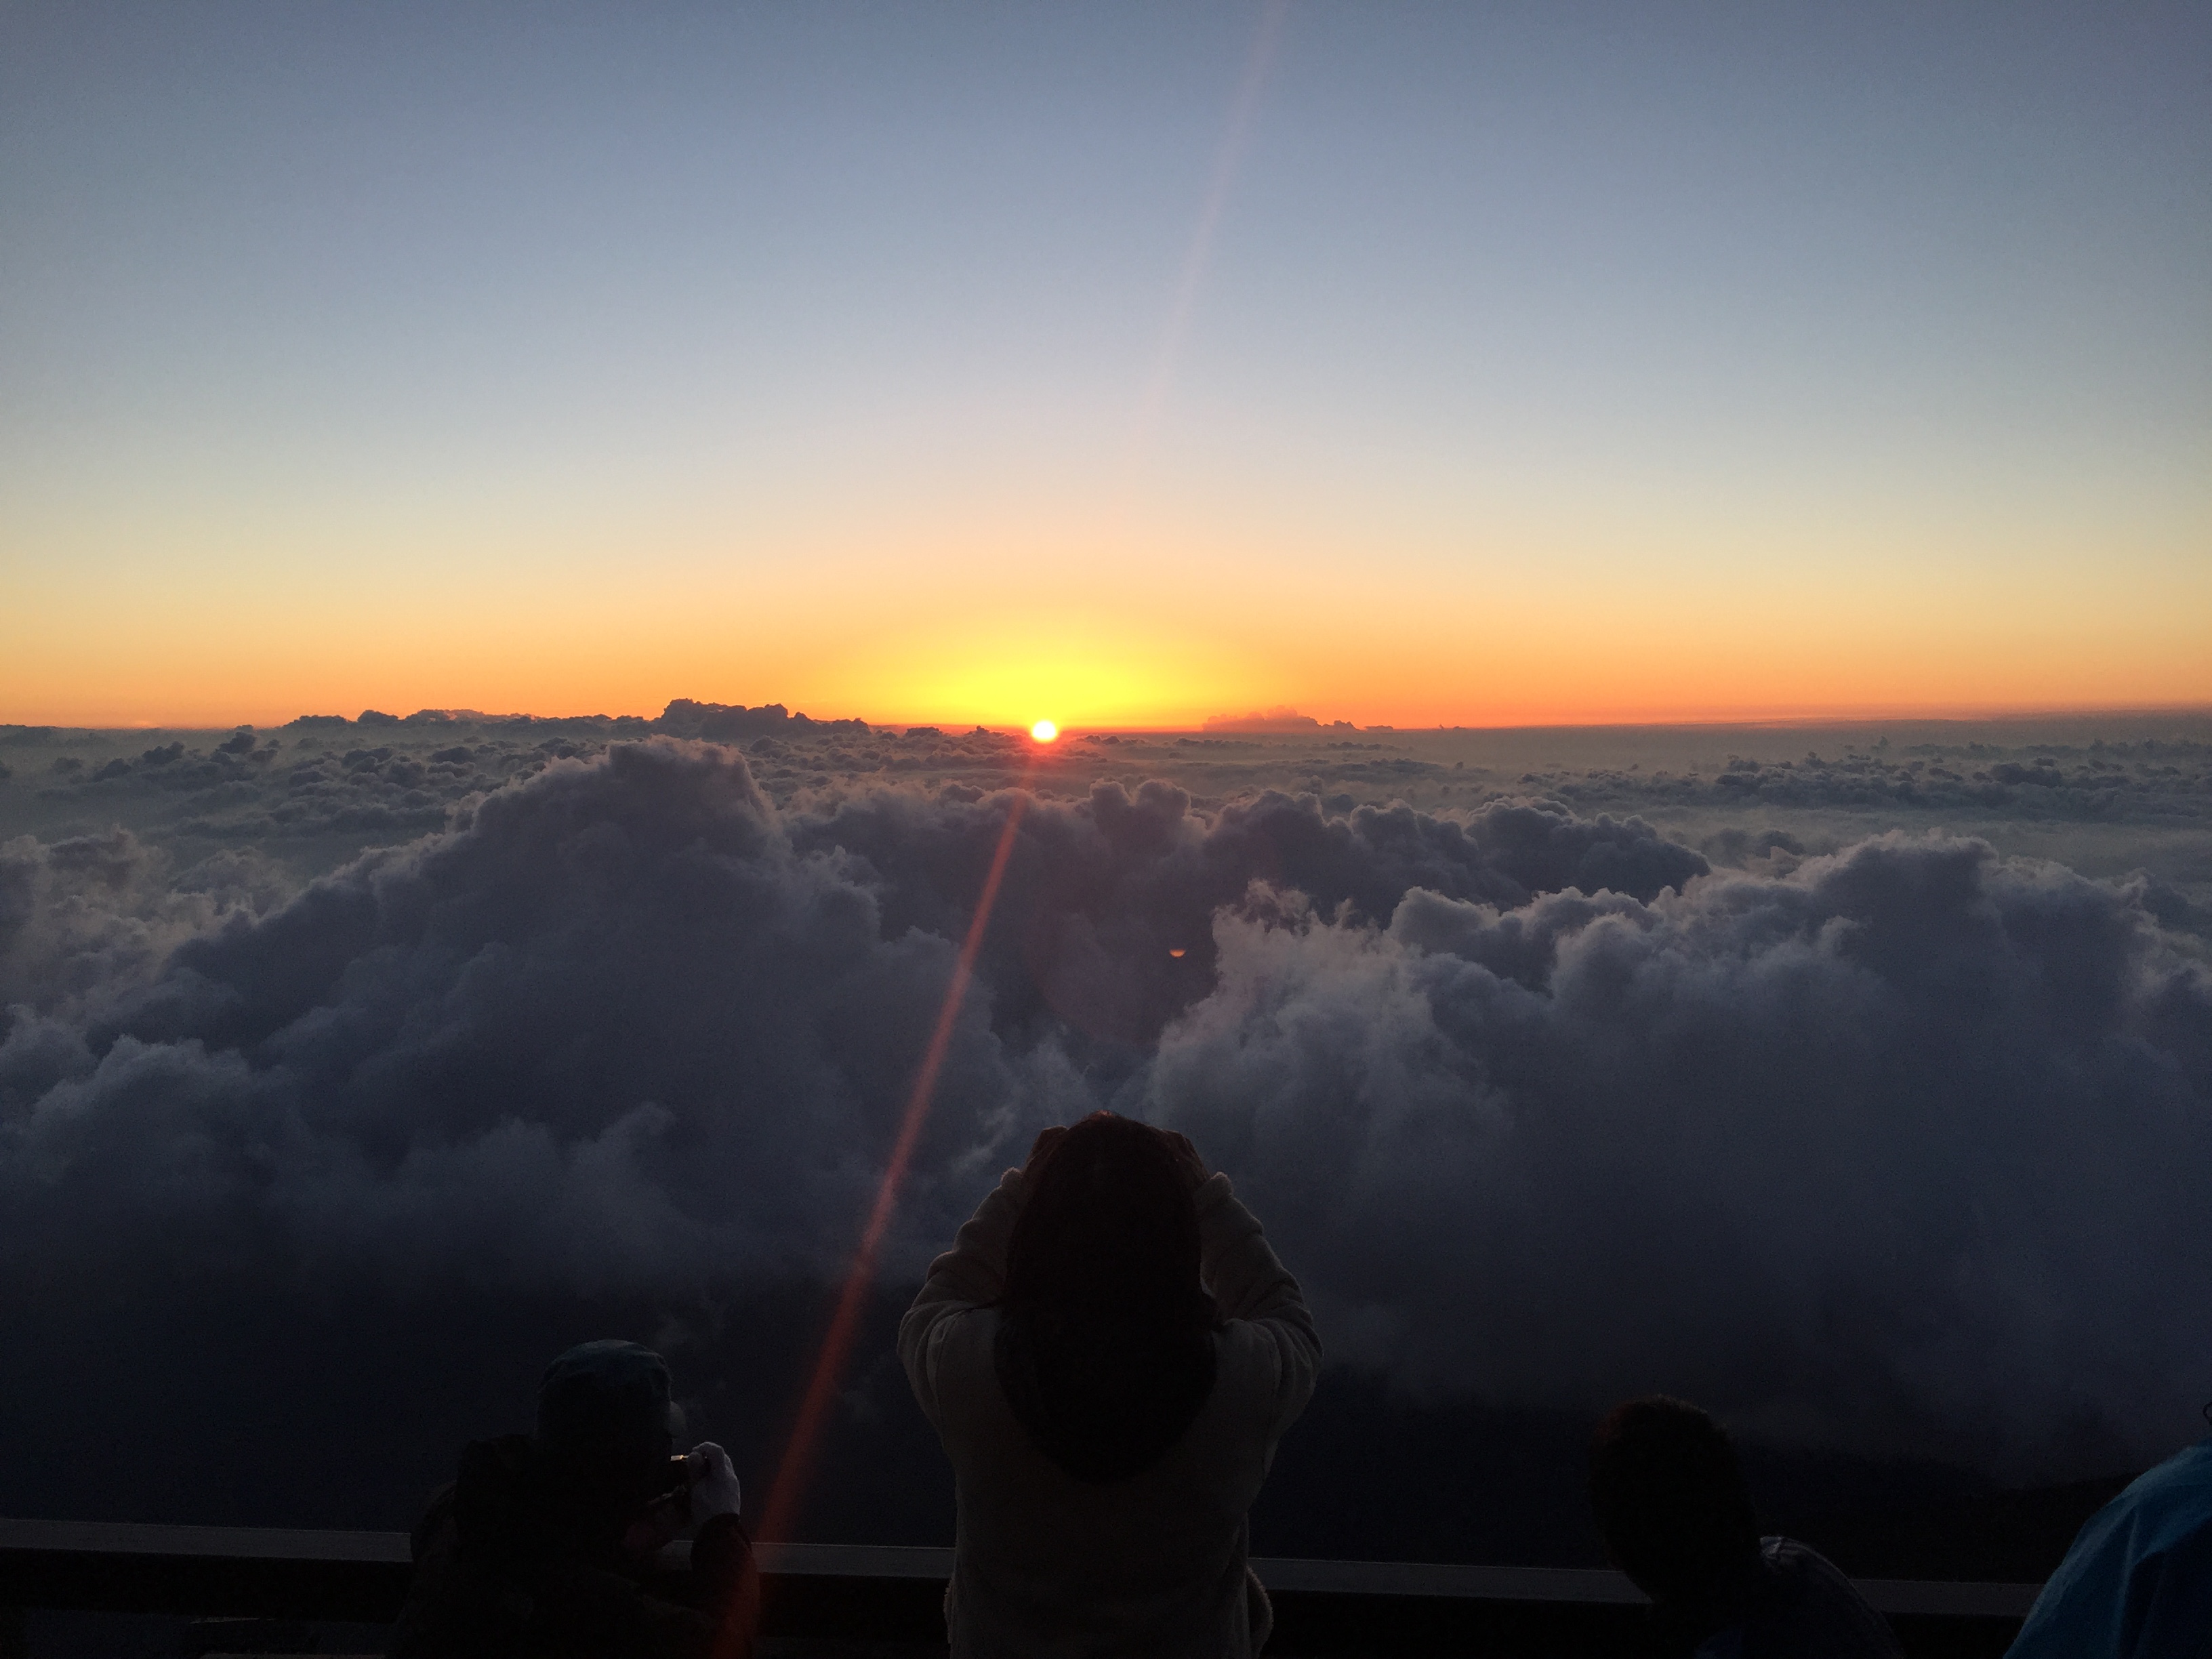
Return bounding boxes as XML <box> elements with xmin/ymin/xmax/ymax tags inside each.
<box><xmin>2008</xmin><ymin>1421</ymin><xmax>2212</xmax><ymax>1659</ymax></box>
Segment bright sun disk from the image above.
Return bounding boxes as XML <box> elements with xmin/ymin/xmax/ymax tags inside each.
<box><xmin>1030</xmin><ymin>720</ymin><xmax>1059</xmax><ymax>742</ymax></box>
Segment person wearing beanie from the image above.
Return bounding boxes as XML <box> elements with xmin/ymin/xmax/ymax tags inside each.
<box><xmin>391</xmin><ymin>1340</ymin><xmax>756</xmax><ymax>1659</ymax></box>
<box><xmin>1589</xmin><ymin>1397</ymin><xmax>1898</xmax><ymax>1659</ymax></box>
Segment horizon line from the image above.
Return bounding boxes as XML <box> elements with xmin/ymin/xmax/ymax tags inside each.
<box><xmin>6</xmin><ymin>700</ymin><xmax>2212</xmax><ymax>736</ymax></box>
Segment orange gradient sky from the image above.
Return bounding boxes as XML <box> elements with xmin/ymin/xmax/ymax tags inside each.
<box><xmin>3</xmin><ymin>5</ymin><xmax>2208</xmax><ymax>731</ymax></box>
<box><xmin>8</xmin><ymin>503</ymin><xmax>2206</xmax><ymax>731</ymax></box>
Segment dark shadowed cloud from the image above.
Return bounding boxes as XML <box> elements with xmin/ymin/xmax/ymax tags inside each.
<box><xmin>789</xmin><ymin>779</ymin><xmax>1704</xmax><ymax>1046</ymax></box>
<box><xmin>3</xmin><ymin>735</ymin><xmax>2207</xmax><ymax>1493</ymax></box>
<box><xmin>4</xmin><ymin>744</ymin><xmax>1076</xmax><ymax>1303</ymax></box>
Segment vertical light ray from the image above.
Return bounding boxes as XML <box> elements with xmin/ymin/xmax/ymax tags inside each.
<box><xmin>1130</xmin><ymin>0</ymin><xmax>1290</xmax><ymax>456</ymax></box>
<box><xmin>753</xmin><ymin>780</ymin><xmax>1033</xmax><ymax>1543</ymax></box>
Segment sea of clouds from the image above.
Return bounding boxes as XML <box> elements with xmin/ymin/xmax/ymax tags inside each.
<box><xmin>5</xmin><ymin>722</ymin><xmax>2208</xmax><ymax>1501</ymax></box>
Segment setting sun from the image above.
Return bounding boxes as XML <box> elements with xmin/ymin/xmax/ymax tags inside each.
<box><xmin>1030</xmin><ymin>720</ymin><xmax>1059</xmax><ymax>743</ymax></box>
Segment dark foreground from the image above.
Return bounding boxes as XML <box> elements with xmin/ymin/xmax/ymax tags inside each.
<box><xmin>1</xmin><ymin>1520</ymin><xmax>2036</xmax><ymax>1658</ymax></box>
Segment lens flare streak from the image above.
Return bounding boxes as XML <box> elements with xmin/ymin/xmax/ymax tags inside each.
<box><xmin>1131</xmin><ymin>0</ymin><xmax>1288</xmax><ymax>455</ymax></box>
<box><xmin>754</xmin><ymin>782</ymin><xmax>1033</xmax><ymax>1542</ymax></box>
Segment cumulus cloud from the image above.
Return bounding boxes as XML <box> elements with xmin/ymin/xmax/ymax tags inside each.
<box><xmin>0</xmin><ymin>830</ymin><xmax>286</xmax><ymax>1019</ymax></box>
<box><xmin>4</xmin><ymin>743</ymin><xmax>1080</xmax><ymax>1298</ymax></box>
<box><xmin>1145</xmin><ymin>836</ymin><xmax>2212</xmax><ymax>1471</ymax></box>
<box><xmin>792</xmin><ymin>781</ymin><xmax>1703</xmax><ymax>1044</ymax></box>
<box><xmin>1</xmin><ymin>736</ymin><xmax>2207</xmax><ymax>1486</ymax></box>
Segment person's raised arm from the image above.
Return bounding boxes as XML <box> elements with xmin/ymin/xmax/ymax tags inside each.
<box><xmin>897</xmin><ymin>1126</ymin><xmax>1063</xmax><ymax>1425</ymax></box>
<box><xmin>1167</xmin><ymin>1131</ymin><xmax>1322</xmax><ymax>1437</ymax></box>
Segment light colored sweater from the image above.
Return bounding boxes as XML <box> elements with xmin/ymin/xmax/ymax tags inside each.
<box><xmin>899</xmin><ymin>1168</ymin><xmax>1322</xmax><ymax>1658</ymax></box>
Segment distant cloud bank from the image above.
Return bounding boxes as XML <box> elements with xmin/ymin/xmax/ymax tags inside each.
<box><xmin>1204</xmin><ymin>706</ymin><xmax>1334</xmax><ymax>733</ymax></box>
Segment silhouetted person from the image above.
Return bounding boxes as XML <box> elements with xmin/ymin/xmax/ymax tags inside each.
<box><xmin>392</xmin><ymin>1339</ymin><xmax>758</xmax><ymax>1659</ymax></box>
<box><xmin>1589</xmin><ymin>1397</ymin><xmax>1898</xmax><ymax>1658</ymax></box>
<box><xmin>901</xmin><ymin>1112</ymin><xmax>1321</xmax><ymax>1656</ymax></box>
<box><xmin>2007</xmin><ymin>1422</ymin><xmax>2212</xmax><ymax>1657</ymax></box>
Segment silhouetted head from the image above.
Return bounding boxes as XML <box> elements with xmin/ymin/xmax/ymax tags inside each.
<box><xmin>535</xmin><ymin>1339</ymin><xmax>677</xmax><ymax>1519</ymax></box>
<box><xmin>996</xmin><ymin>1113</ymin><xmax>1218</xmax><ymax>1483</ymax></box>
<box><xmin>1589</xmin><ymin>1397</ymin><xmax>1761</xmax><ymax>1613</ymax></box>
<box><xmin>1003</xmin><ymin>1112</ymin><xmax>1205</xmax><ymax>1319</ymax></box>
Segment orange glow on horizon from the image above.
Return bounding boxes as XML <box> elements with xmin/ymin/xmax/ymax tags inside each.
<box><xmin>3</xmin><ymin>519</ymin><xmax>2207</xmax><ymax>731</ymax></box>
<box><xmin>7</xmin><ymin>682</ymin><xmax>2212</xmax><ymax>733</ymax></box>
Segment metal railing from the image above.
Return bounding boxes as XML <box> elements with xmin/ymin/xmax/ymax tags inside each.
<box><xmin>0</xmin><ymin>1518</ymin><xmax>2040</xmax><ymax>1656</ymax></box>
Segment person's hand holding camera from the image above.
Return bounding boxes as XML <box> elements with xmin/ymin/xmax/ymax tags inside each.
<box><xmin>684</xmin><ymin>1441</ymin><xmax>743</xmax><ymax>1525</ymax></box>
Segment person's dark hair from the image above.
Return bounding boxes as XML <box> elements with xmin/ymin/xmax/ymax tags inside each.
<box><xmin>1589</xmin><ymin>1397</ymin><xmax>1761</xmax><ymax>1612</ymax></box>
<box><xmin>994</xmin><ymin>1113</ymin><xmax>1218</xmax><ymax>1483</ymax></box>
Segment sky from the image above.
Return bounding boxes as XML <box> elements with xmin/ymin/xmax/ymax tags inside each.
<box><xmin>2</xmin><ymin>1</ymin><xmax>2207</xmax><ymax>729</ymax></box>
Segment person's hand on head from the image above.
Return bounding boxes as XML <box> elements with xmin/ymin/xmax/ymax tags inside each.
<box><xmin>1023</xmin><ymin>1125</ymin><xmax>1069</xmax><ymax>1179</ymax></box>
<box><xmin>1159</xmin><ymin>1128</ymin><xmax>1208</xmax><ymax>1193</ymax></box>
<box><xmin>685</xmin><ymin>1441</ymin><xmax>743</xmax><ymax>1525</ymax></box>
